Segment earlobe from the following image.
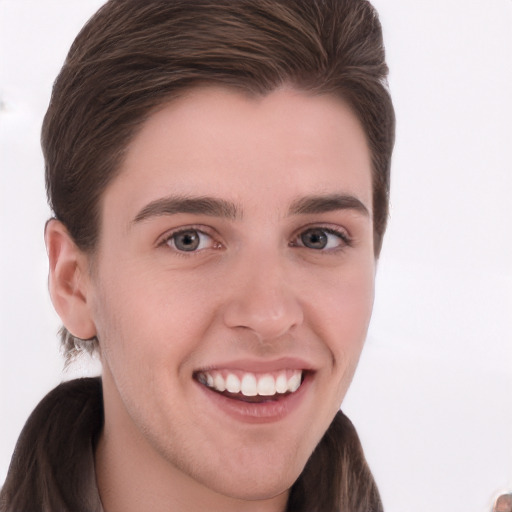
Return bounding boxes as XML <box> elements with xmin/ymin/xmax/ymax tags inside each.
<box><xmin>45</xmin><ymin>219</ymin><xmax>97</xmax><ymax>340</ymax></box>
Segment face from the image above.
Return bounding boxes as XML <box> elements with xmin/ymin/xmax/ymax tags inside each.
<box><xmin>86</xmin><ymin>87</ymin><xmax>375</xmax><ymax>505</ymax></box>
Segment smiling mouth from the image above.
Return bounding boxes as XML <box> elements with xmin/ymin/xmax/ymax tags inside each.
<box><xmin>194</xmin><ymin>369</ymin><xmax>305</xmax><ymax>403</ymax></box>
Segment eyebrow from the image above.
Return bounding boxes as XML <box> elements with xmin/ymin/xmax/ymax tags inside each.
<box><xmin>288</xmin><ymin>194</ymin><xmax>370</xmax><ymax>217</ymax></box>
<box><xmin>132</xmin><ymin>192</ymin><xmax>369</xmax><ymax>225</ymax></box>
<box><xmin>133</xmin><ymin>195</ymin><xmax>242</xmax><ymax>223</ymax></box>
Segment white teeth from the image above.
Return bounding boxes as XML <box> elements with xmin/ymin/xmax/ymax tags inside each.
<box><xmin>213</xmin><ymin>373</ymin><xmax>226</xmax><ymax>392</ymax></box>
<box><xmin>198</xmin><ymin>369</ymin><xmax>304</xmax><ymax>397</ymax></box>
<box><xmin>288</xmin><ymin>372</ymin><xmax>301</xmax><ymax>392</ymax></box>
<box><xmin>275</xmin><ymin>371</ymin><xmax>288</xmax><ymax>394</ymax></box>
<box><xmin>225</xmin><ymin>373</ymin><xmax>241</xmax><ymax>393</ymax></box>
<box><xmin>257</xmin><ymin>375</ymin><xmax>276</xmax><ymax>396</ymax></box>
<box><xmin>240</xmin><ymin>373</ymin><xmax>257</xmax><ymax>396</ymax></box>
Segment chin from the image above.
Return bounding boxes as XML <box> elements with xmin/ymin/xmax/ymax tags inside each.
<box><xmin>210</xmin><ymin>472</ymin><xmax>297</xmax><ymax>502</ymax></box>
<box><xmin>191</xmin><ymin>450</ymin><xmax>305</xmax><ymax>503</ymax></box>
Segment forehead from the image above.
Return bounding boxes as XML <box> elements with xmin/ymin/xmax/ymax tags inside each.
<box><xmin>102</xmin><ymin>86</ymin><xmax>372</xmax><ymax>223</ymax></box>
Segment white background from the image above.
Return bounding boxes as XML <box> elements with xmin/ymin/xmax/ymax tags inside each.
<box><xmin>1</xmin><ymin>1</ymin><xmax>511</xmax><ymax>511</ymax></box>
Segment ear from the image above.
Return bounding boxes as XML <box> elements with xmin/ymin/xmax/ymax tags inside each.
<box><xmin>45</xmin><ymin>219</ymin><xmax>97</xmax><ymax>340</ymax></box>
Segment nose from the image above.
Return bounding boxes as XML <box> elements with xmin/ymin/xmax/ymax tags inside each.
<box><xmin>221</xmin><ymin>253</ymin><xmax>304</xmax><ymax>342</ymax></box>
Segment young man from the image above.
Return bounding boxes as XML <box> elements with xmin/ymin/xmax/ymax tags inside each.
<box><xmin>0</xmin><ymin>1</ymin><xmax>394</xmax><ymax>511</ymax></box>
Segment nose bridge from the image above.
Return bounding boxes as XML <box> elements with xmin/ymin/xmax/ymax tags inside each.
<box><xmin>222</xmin><ymin>246</ymin><xmax>303</xmax><ymax>341</ymax></box>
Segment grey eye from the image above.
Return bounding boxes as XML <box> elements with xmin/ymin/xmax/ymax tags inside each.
<box><xmin>164</xmin><ymin>228</ymin><xmax>218</xmax><ymax>253</ymax></box>
<box><xmin>300</xmin><ymin>228</ymin><xmax>328</xmax><ymax>250</ymax></box>
<box><xmin>298</xmin><ymin>228</ymin><xmax>348</xmax><ymax>250</ymax></box>
<box><xmin>173</xmin><ymin>230</ymin><xmax>201</xmax><ymax>251</ymax></box>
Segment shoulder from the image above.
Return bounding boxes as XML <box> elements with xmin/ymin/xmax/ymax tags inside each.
<box><xmin>0</xmin><ymin>378</ymin><xmax>104</xmax><ymax>512</ymax></box>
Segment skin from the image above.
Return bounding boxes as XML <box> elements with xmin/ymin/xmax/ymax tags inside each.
<box><xmin>46</xmin><ymin>86</ymin><xmax>376</xmax><ymax>512</ymax></box>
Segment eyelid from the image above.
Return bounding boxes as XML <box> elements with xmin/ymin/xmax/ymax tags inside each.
<box><xmin>157</xmin><ymin>224</ymin><xmax>222</xmax><ymax>251</ymax></box>
<box><xmin>291</xmin><ymin>224</ymin><xmax>352</xmax><ymax>250</ymax></box>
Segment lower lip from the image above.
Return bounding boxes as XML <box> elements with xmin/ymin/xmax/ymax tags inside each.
<box><xmin>196</xmin><ymin>373</ymin><xmax>312</xmax><ymax>424</ymax></box>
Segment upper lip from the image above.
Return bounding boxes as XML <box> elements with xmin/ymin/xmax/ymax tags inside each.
<box><xmin>194</xmin><ymin>357</ymin><xmax>317</xmax><ymax>374</ymax></box>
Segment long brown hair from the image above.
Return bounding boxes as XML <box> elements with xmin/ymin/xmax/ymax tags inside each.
<box><xmin>289</xmin><ymin>410</ymin><xmax>383</xmax><ymax>511</ymax></box>
<box><xmin>42</xmin><ymin>1</ymin><xmax>394</xmax><ymax>509</ymax></box>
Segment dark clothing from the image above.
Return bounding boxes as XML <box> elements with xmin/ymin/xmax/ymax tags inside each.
<box><xmin>0</xmin><ymin>378</ymin><xmax>104</xmax><ymax>512</ymax></box>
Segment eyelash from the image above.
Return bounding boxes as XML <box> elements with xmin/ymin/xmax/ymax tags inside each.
<box><xmin>290</xmin><ymin>226</ymin><xmax>352</xmax><ymax>252</ymax></box>
<box><xmin>158</xmin><ymin>225</ymin><xmax>352</xmax><ymax>255</ymax></box>
<box><xmin>158</xmin><ymin>225</ymin><xmax>221</xmax><ymax>255</ymax></box>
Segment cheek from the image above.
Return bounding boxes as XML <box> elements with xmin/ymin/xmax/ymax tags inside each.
<box><xmin>312</xmin><ymin>265</ymin><xmax>375</xmax><ymax>392</ymax></box>
<box><xmin>90</xmin><ymin>263</ymin><xmax>219</xmax><ymax>370</ymax></box>
<box><xmin>317</xmin><ymin>263</ymin><xmax>375</xmax><ymax>342</ymax></box>
<box><xmin>339</xmin><ymin>269</ymin><xmax>375</xmax><ymax>335</ymax></box>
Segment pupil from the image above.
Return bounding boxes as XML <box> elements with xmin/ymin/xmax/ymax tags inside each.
<box><xmin>301</xmin><ymin>229</ymin><xmax>327</xmax><ymax>249</ymax></box>
<box><xmin>175</xmin><ymin>231</ymin><xmax>200</xmax><ymax>251</ymax></box>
